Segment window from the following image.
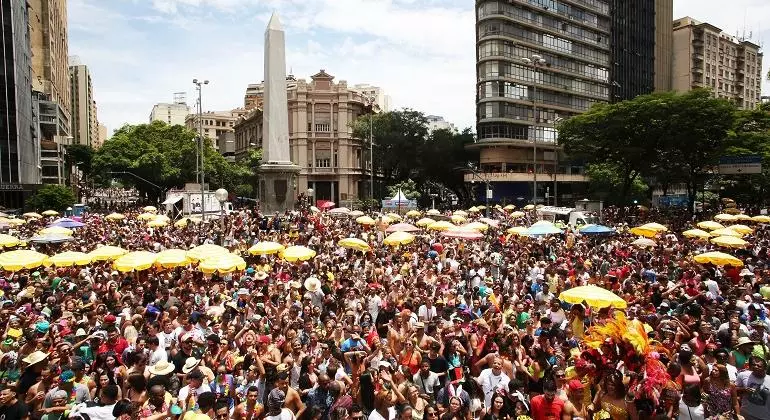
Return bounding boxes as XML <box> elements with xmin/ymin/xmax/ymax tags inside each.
<box><xmin>315</xmin><ymin>123</ymin><xmax>330</xmax><ymax>132</ymax></box>
<box><xmin>316</xmin><ymin>158</ymin><xmax>330</xmax><ymax>168</ymax></box>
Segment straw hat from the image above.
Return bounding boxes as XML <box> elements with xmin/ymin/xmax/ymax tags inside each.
<box><xmin>149</xmin><ymin>360</ymin><xmax>175</xmax><ymax>376</ymax></box>
<box><xmin>22</xmin><ymin>351</ymin><xmax>49</xmax><ymax>365</ymax></box>
<box><xmin>304</xmin><ymin>276</ymin><xmax>321</xmax><ymax>292</ymax></box>
<box><xmin>182</xmin><ymin>357</ymin><xmax>201</xmax><ymax>374</ymax></box>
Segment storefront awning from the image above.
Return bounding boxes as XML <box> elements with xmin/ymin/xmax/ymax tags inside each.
<box><xmin>161</xmin><ymin>195</ymin><xmax>183</xmax><ymax>205</ymax></box>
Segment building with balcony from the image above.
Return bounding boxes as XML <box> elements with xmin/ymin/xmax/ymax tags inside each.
<box><xmin>69</xmin><ymin>57</ymin><xmax>99</xmax><ymax>147</ymax></box>
<box><xmin>672</xmin><ymin>17</ymin><xmax>763</xmax><ymax>110</ymax></box>
<box><xmin>473</xmin><ymin>0</ymin><xmax>612</xmax><ymax>204</ymax></box>
<box><xmin>237</xmin><ymin>70</ymin><xmax>372</xmax><ymax>205</ymax></box>
<box><xmin>184</xmin><ymin>109</ymin><xmax>247</xmax><ymax>151</ymax></box>
<box><xmin>426</xmin><ymin>115</ymin><xmax>458</xmax><ymax>133</ymax></box>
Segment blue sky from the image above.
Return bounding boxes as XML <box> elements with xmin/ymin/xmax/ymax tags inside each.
<box><xmin>69</xmin><ymin>0</ymin><xmax>770</xmax><ymax>137</ymax></box>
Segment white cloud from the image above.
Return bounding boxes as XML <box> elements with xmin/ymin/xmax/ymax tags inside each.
<box><xmin>70</xmin><ymin>0</ymin><xmax>769</xmax><ymax>138</ymax></box>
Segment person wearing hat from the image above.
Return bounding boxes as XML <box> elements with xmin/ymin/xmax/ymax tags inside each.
<box><xmin>730</xmin><ymin>337</ymin><xmax>758</xmax><ymax>370</ymax></box>
<box><xmin>177</xmin><ymin>369</ymin><xmax>209</xmax><ymax>412</ymax></box>
<box><xmin>561</xmin><ymin>379</ymin><xmax>588</xmax><ymax>420</ymax></box>
<box><xmin>17</xmin><ymin>351</ymin><xmax>50</xmax><ymax>397</ymax></box>
<box><xmin>39</xmin><ymin>369</ymin><xmax>90</xmax><ymax>417</ymax></box>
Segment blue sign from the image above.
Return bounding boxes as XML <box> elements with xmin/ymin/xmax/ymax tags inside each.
<box><xmin>659</xmin><ymin>195</ymin><xmax>688</xmax><ymax>207</ymax></box>
<box><xmin>719</xmin><ymin>156</ymin><xmax>762</xmax><ymax>164</ymax></box>
<box><xmin>719</xmin><ymin>155</ymin><xmax>762</xmax><ymax>175</ymax></box>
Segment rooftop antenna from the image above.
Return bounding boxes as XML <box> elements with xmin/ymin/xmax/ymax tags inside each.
<box><xmin>173</xmin><ymin>92</ymin><xmax>187</xmax><ymax>105</ymax></box>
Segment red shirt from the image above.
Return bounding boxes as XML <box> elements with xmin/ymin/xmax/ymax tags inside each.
<box><xmin>530</xmin><ymin>395</ymin><xmax>565</xmax><ymax>420</ymax></box>
<box><xmin>97</xmin><ymin>337</ymin><xmax>129</xmax><ymax>363</ymax></box>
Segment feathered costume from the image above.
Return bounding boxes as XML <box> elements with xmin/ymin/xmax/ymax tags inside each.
<box><xmin>581</xmin><ymin>312</ymin><xmax>670</xmax><ymax>405</ymax></box>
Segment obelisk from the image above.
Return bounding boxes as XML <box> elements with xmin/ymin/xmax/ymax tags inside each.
<box><xmin>258</xmin><ymin>12</ymin><xmax>300</xmax><ymax>213</ymax></box>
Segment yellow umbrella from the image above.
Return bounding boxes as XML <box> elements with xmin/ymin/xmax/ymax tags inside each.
<box><xmin>88</xmin><ymin>246</ymin><xmax>128</xmax><ymax>261</ymax></box>
<box><xmin>147</xmin><ymin>219</ymin><xmax>168</xmax><ymax>228</ymax></box>
<box><xmin>504</xmin><ymin>204</ymin><xmax>516</xmax><ymax>211</ymax></box>
<box><xmin>0</xmin><ymin>218</ymin><xmax>25</xmax><ymax>227</ymax></box>
<box><xmin>714</xmin><ymin>214</ymin><xmax>736</xmax><ymax>222</ymax></box>
<box><xmin>460</xmin><ymin>222</ymin><xmax>488</xmax><ymax>232</ymax></box>
<box><xmin>559</xmin><ymin>285</ymin><xmax>627</xmax><ymax>309</ymax></box>
<box><xmin>199</xmin><ymin>254</ymin><xmax>247</xmax><ymax>274</ymax></box>
<box><xmin>510</xmin><ymin>211</ymin><xmax>526</xmax><ymax>219</ymax></box>
<box><xmin>734</xmin><ymin>214</ymin><xmax>752</xmax><ymax>221</ymax></box>
<box><xmin>143</xmin><ymin>206</ymin><xmax>158</xmax><ymax>213</ymax></box>
<box><xmin>45</xmin><ymin>251</ymin><xmax>92</xmax><ymax>267</ymax></box>
<box><xmin>476</xmin><ymin>205</ymin><xmax>487</xmax><ymax>210</ymax></box>
<box><xmin>338</xmin><ymin>238</ymin><xmax>371</xmax><ymax>252</ymax></box>
<box><xmin>711</xmin><ymin>236</ymin><xmax>748</xmax><ymax>248</ymax></box>
<box><xmin>523</xmin><ymin>204</ymin><xmax>535</xmax><ymax>210</ymax></box>
<box><xmin>629</xmin><ymin>227</ymin><xmax>657</xmax><ymax>238</ymax></box>
<box><xmin>38</xmin><ymin>226</ymin><xmax>73</xmax><ymax>236</ymax></box>
<box><xmin>709</xmin><ymin>228</ymin><xmax>743</xmax><ymax>237</ymax></box>
<box><xmin>113</xmin><ymin>251</ymin><xmax>158</xmax><ymax>272</ymax></box>
<box><xmin>22</xmin><ymin>212</ymin><xmax>42</xmax><ymax>219</ymax></box>
<box><xmin>153</xmin><ymin>215</ymin><xmax>171</xmax><ymax>223</ymax></box>
<box><xmin>349</xmin><ymin>210</ymin><xmax>365</xmax><ymax>218</ymax></box>
<box><xmin>248</xmin><ymin>241</ymin><xmax>285</xmax><ymax>255</ymax></box>
<box><xmin>427</xmin><ymin>221</ymin><xmax>454</xmax><ymax>231</ymax></box>
<box><xmin>405</xmin><ymin>210</ymin><xmax>421</xmax><ymax>218</ymax></box>
<box><xmin>187</xmin><ymin>244</ymin><xmax>230</xmax><ymax>261</ymax></box>
<box><xmin>0</xmin><ymin>250</ymin><xmax>48</xmax><ymax>271</ymax></box>
<box><xmin>282</xmin><ymin>245</ymin><xmax>316</xmax><ymax>262</ymax></box>
<box><xmin>386</xmin><ymin>213</ymin><xmax>403</xmax><ymax>221</ymax></box>
<box><xmin>42</xmin><ymin>210</ymin><xmax>59</xmax><ymax>216</ymax></box>
<box><xmin>694</xmin><ymin>251</ymin><xmax>743</xmax><ymax>266</ymax></box>
<box><xmin>450</xmin><ymin>215</ymin><xmax>467</xmax><ymax>225</ymax></box>
<box><xmin>639</xmin><ymin>222</ymin><xmax>668</xmax><ymax>232</ymax></box>
<box><xmin>697</xmin><ymin>221</ymin><xmax>724</xmax><ymax>230</ymax></box>
<box><xmin>507</xmin><ymin>226</ymin><xmax>528</xmax><ymax>236</ymax></box>
<box><xmin>105</xmin><ymin>213</ymin><xmax>125</xmax><ymax>221</ymax></box>
<box><xmin>453</xmin><ymin>210</ymin><xmax>468</xmax><ymax>217</ymax></box>
<box><xmin>155</xmin><ymin>249</ymin><xmax>190</xmax><ymax>269</ymax></box>
<box><xmin>383</xmin><ymin>231</ymin><xmax>415</xmax><ymax>246</ymax></box>
<box><xmin>468</xmin><ymin>206</ymin><xmax>479</xmax><ymax>213</ymax></box>
<box><xmin>631</xmin><ymin>238</ymin><xmax>656</xmax><ymax>247</ymax></box>
<box><xmin>682</xmin><ymin>229</ymin><xmax>711</xmax><ymax>240</ymax></box>
<box><xmin>752</xmin><ymin>215</ymin><xmax>770</xmax><ymax>223</ymax></box>
<box><xmin>355</xmin><ymin>216</ymin><xmax>376</xmax><ymax>226</ymax></box>
<box><xmin>0</xmin><ymin>234</ymin><xmax>21</xmax><ymax>248</ymax></box>
<box><xmin>730</xmin><ymin>224</ymin><xmax>753</xmax><ymax>234</ymax></box>
<box><xmin>137</xmin><ymin>212</ymin><xmax>156</xmax><ymax>221</ymax></box>
<box><xmin>426</xmin><ymin>209</ymin><xmax>440</xmax><ymax>216</ymax></box>
<box><xmin>379</xmin><ymin>215</ymin><xmax>395</xmax><ymax>225</ymax></box>
<box><xmin>415</xmin><ymin>217</ymin><xmax>435</xmax><ymax>227</ymax></box>
<box><xmin>174</xmin><ymin>217</ymin><xmax>196</xmax><ymax>227</ymax></box>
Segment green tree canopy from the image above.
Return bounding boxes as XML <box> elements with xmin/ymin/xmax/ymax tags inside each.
<box><xmin>387</xmin><ymin>179</ymin><xmax>421</xmax><ymax>200</ymax></box>
<box><xmin>26</xmin><ymin>185</ymin><xmax>76</xmax><ymax>211</ymax></box>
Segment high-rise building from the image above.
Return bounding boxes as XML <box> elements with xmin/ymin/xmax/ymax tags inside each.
<box><xmin>185</xmin><ymin>109</ymin><xmax>247</xmax><ymax>151</ymax></box>
<box><xmin>0</xmin><ymin>0</ymin><xmax>41</xmax><ymax>207</ymax></box>
<box><xmin>150</xmin><ymin>93</ymin><xmax>190</xmax><ymax>126</ymax></box>
<box><xmin>29</xmin><ymin>0</ymin><xmax>70</xmax><ymax>185</ymax></box>
<box><xmin>235</xmin><ymin>70</ymin><xmax>373</xmax><ymax>204</ymax></box>
<box><xmin>95</xmin><ymin>124</ymin><xmax>108</xmax><ymax>149</ymax></box>
<box><xmin>426</xmin><ymin>115</ymin><xmax>458</xmax><ymax>133</ymax></box>
<box><xmin>654</xmin><ymin>0</ymin><xmax>673</xmax><ymax>91</ymax></box>
<box><xmin>672</xmin><ymin>17</ymin><xmax>763</xmax><ymax>110</ymax></box>
<box><xmin>68</xmin><ymin>57</ymin><xmax>98</xmax><ymax>147</ymax></box>
<box><xmin>473</xmin><ymin>0</ymin><xmax>611</xmax><ymax>203</ymax></box>
<box><xmin>349</xmin><ymin>84</ymin><xmax>392</xmax><ymax>112</ymax></box>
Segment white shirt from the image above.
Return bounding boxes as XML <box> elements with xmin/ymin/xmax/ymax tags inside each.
<box><xmin>418</xmin><ymin>305</ymin><xmax>437</xmax><ymax>321</ymax></box>
<box><xmin>476</xmin><ymin>368</ymin><xmax>510</xmax><ymax>408</ymax></box>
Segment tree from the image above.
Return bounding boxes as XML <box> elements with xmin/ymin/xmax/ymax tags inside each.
<box><xmin>66</xmin><ymin>144</ymin><xmax>95</xmax><ymax>176</ymax></box>
<box><xmin>26</xmin><ymin>185</ymin><xmax>76</xmax><ymax>211</ymax></box>
<box><xmin>387</xmin><ymin>179</ymin><xmax>421</xmax><ymax>200</ymax></box>
<box><xmin>722</xmin><ymin>102</ymin><xmax>770</xmax><ymax>205</ymax></box>
<box><xmin>584</xmin><ymin>163</ymin><xmax>648</xmax><ymax>205</ymax></box>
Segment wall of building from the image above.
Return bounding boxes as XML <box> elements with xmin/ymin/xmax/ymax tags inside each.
<box><xmin>654</xmin><ymin>0</ymin><xmax>673</xmax><ymax>91</ymax></box>
<box><xmin>150</xmin><ymin>103</ymin><xmax>190</xmax><ymax>126</ymax></box>
<box><xmin>69</xmin><ymin>64</ymin><xmax>96</xmax><ymax>146</ymax></box>
<box><xmin>609</xmin><ymin>0</ymin><xmax>656</xmax><ymax>101</ymax></box>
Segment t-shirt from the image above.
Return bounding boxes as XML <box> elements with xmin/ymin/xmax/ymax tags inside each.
<box><xmin>735</xmin><ymin>371</ymin><xmax>770</xmax><ymax>420</ymax></box>
<box><xmin>413</xmin><ymin>372</ymin><xmax>440</xmax><ymax>396</ymax></box>
<box><xmin>530</xmin><ymin>394</ymin><xmax>565</xmax><ymax>420</ymax></box>
<box><xmin>476</xmin><ymin>369</ymin><xmax>510</xmax><ymax>408</ymax></box>
<box><xmin>265</xmin><ymin>408</ymin><xmax>296</xmax><ymax>420</ymax></box>
<box><xmin>0</xmin><ymin>399</ymin><xmax>29</xmax><ymax>420</ymax></box>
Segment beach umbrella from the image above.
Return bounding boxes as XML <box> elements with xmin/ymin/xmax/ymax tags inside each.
<box><xmin>113</xmin><ymin>251</ymin><xmax>158</xmax><ymax>272</ymax></box>
<box><xmin>386</xmin><ymin>213</ymin><xmax>403</xmax><ymax>221</ymax></box>
<box><xmin>709</xmin><ymin>228</ymin><xmax>743</xmax><ymax>237</ymax></box>
<box><xmin>460</xmin><ymin>222</ymin><xmax>489</xmax><ymax>232</ymax></box>
<box><xmin>0</xmin><ymin>218</ymin><xmax>25</xmax><ymax>227</ymax></box>
<box><xmin>143</xmin><ymin>206</ymin><xmax>157</xmax><ymax>213</ymax></box>
<box><xmin>415</xmin><ymin>218</ymin><xmax>436</xmax><ymax>227</ymax></box>
<box><xmin>88</xmin><ymin>246</ymin><xmax>128</xmax><ymax>261</ymax></box>
<box><xmin>468</xmin><ymin>206</ymin><xmax>479</xmax><ymax>213</ymax></box>
<box><xmin>559</xmin><ymin>285</ymin><xmax>627</xmax><ymax>309</ymax></box>
<box><xmin>45</xmin><ymin>251</ymin><xmax>92</xmax><ymax>267</ymax></box>
<box><xmin>751</xmin><ymin>215</ymin><xmax>770</xmax><ymax>223</ymax></box>
<box><xmin>28</xmin><ymin>233</ymin><xmax>73</xmax><ymax>244</ymax></box>
<box><xmin>450</xmin><ymin>215</ymin><xmax>466</xmax><ymax>225</ymax></box>
<box><xmin>629</xmin><ymin>227</ymin><xmax>657</xmax><ymax>238</ymax></box>
<box><xmin>523</xmin><ymin>204</ymin><xmax>535</xmax><ymax>210</ymax></box>
<box><xmin>38</xmin><ymin>226</ymin><xmax>73</xmax><ymax>236</ymax></box>
<box><xmin>137</xmin><ymin>212</ymin><xmax>155</xmax><ymax>221</ymax></box>
<box><xmin>710</xmin><ymin>236</ymin><xmax>748</xmax><ymax>248</ymax></box>
<box><xmin>42</xmin><ymin>210</ymin><xmax>59</xmax><ymax>216</ymax></box>
<box><xmin>579</xmin><ymin>225</ymin><xmax>615</xmax><ymax>235</ymax></box>
<box><xmin>349</xmin><ymin>210</ymin><xmax>364</xmax><ymax>218</ymax></box>
<box><xmin>187</xmin><ymin>244</ymin><xmax>229</xmax><ymax>261</ymax></box>
<box><xmin>682</xmin><ymin>229</ymin><xmax>711</xmax><ymax>239</ymax></box>
<box><xmin>0</xmin><ymin>234</ymin><xmax>21</xmax><ymax>248</ymax></box>
<box><xmin>524</xmin><ymin>221</ymin><xmax>562</xmax><ymax>236</ymax></box>
<box><xmin>714</xmin><ymin>214</ymin><xmax>736</xmax><ymax>222</ymax></box>
<box><xmin>0</xmin><ymin>250</ymin><xmax>48</xmax><ymax>271</ymax></box>
<box><xmin>105</xmin><ymin>213</ymin><xmax>125</xmax><ymax>221</ymax></box>
<box><xmin>147</xmin><ymin>219</ymin><xmax>168</xmax><ymax>228</ymax></box>
<box><xmin>442</xmin><ymin>229</ymin><xmax>484</xmax><ymax>240</ymax></box>
<box><xmin>50</xmin><ymin>219</ymin><xmax>85</xmax><ymax>229</ymax></box>
<box><xmin>405</xmin><ymin>210</ymin><xmax>421</xmax><ymax>218</ymax></box>
<box><xmin>507</xmin><ymin>226</ymin><xmax>528</xmax><ymax>235</ymax></box>
<box><xmin>355</xmin><ymin>216</ymin><xmax>376</xmax><ymax>226</ymax></box>
<box><xmin>309</xmin><ymin>206</ymin><xmax>320</xmax><ymax>213</ymax></box>
<box><xmin>631</xmin><ymin>238</ymin><xmax>656</xmax><ymax>248</ymax></box>
<box><xmin>383</xmin><ymin>231</ymin><xmax>415</xmax><ymax>246</ymax></box>
<box><xmin>426</xmin><ymin>209</ymin><xmax>440</xmax><ymax>216</ymax></box>
<box><xmin>510</xmin><ymin>211</ymin><xmax>526</xmax><ymax>219</ymax></box>
<box><xmin>22</xmin><ymin>212</ymin><xmax>42</xmax><ymax>219</ymax></box>
<box><xmin>155</xmin><ymin>249</ymin><xmax>190</xmax><ymax>269</ymax></box>
<box><xmin>734</xmin><ymin>214</ymin><xmax>752</xmax><ymax>221</ymax></box>
<box><xmin>504</xmin><ymin>204</ymin><xmax>516</xmax><ymax>211</ymax></box>
<box><xmin>693</xmin><ymin>251</ymin><xmax>743</xmax><ymax>266</ymax></box>
<box><xmin>386</xmin><ymin>223</ymin><xmax>420</xmax><ymax>233</ymax></box>
<box><xmin>337</xmin><ymin>238</ymin><xmax>371</xmax><ymax>252</ymax></box>
<box><xmin>452</xmin><ymin>210</ymin><xmax>468</xmax><ymax>217</ymax></box>
<box><xmin>199</xmin><ymin>254</ymin><xmax>247</xmax><ymax>274</ymax></box>
<box><xmin>730</xmin><ymin>224</ymin><xmax>753</xmax><ymax>234</ymax></box>
<box><xmin>639</xmin><ymin>222</ymin><xmax>668</xmax><ymax>232</ymax></box>
<box><xmin>282</xmin><ymin>246</ymin><xmax>316</xmax><ymax>262</ymax></box>
<box><xmin>427</xmin><ymin>221</ymin><xmax>454</xmax><ymax>231</ymax></box>
<box><xmin>479</xmin><ymin>218</ymin><xmax>499</xmax><ymax>228</ymax></box>
<box><xmin>328</xmin><ymin>207</ymin><xmax>350</xmax><ymax>215</ymax></box>
<box><xmin>248</xmin><ymin>242</ymin><xmax>285</xmax><ymax>255</ymax></box>
<box><xmin>697</xmin><ymin>221</ymin><xmax>724</xmax><ymax>230</ymax></box>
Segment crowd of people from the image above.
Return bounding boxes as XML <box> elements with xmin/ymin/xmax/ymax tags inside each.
<box><xmin>0</xmin><ymin>202</ymin><xmax>768</xmax><ymax>420</ymax></box>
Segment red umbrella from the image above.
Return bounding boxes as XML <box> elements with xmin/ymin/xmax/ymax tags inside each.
<box><xmin>386</xmin><ymin>223</ymin><xmax>420</xmax><ymax>233</ymax></box>
<box><xmin>441</xmin><ymin>230</ymin><xmax>484</xmax><ymax>240</ymax></box>
<box><xmin>318</xmin><ymin>200</ymin><xmax>336</xmax><ymax>209</ymax></box>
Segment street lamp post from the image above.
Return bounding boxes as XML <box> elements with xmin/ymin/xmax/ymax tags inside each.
<box><xmin>215</xmin><ymin>188</ymin><xmax>228</xmax><ymax>245</ymax></box>
<box><xmin>193</xmin><ymin>79</ymin><xmax>209</xmax><ymax>220</ymax></box>
<box><xmin>521</xmin><ymin>55</ymin><xmax>547</xmax><ymax>205</ymax></box>
<box><xmin>465</xmin><ymin>165</ymin><xmax>491</xmax><ymax>217</ymax></box>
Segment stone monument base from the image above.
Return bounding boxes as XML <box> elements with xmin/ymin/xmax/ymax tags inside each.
<box><xmin>259</xmin><ymin>162</ymin><xmax>300</xmax><ymax>214</ymax></box>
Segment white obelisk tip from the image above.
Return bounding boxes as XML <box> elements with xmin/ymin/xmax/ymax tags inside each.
<box><xmin>267</xmin><ymin>12</ymin><xmax>283</xmax><ymax>31</ymax></box>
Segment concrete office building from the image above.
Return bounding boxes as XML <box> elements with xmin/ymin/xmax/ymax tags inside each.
<box><xmin>0</xmin><ymin>0</ymin><xmax>41</xmax><ymax>208</ymax></box>
<box><xmin>672</xmin><ymin>17</ymin><xmax>763</xmax><ymax>110</ymax></box>
<box><xmin>95</xmin><ymin>124</ymin><xmax>107</xmax><ymax>149</ymax></box>
<box><xmin>235</xmin><ymin>70</ymin><xmax>372</xmax><ymax>204</ymax></box>
<box><xmin>350</xmin><ymin>84</ymin><xmax>392</xmax><ymax>112</ymax></box>
<box><xmin>426</xmin><ymin>115</ymin><xmax>458</xmax><ymax>133</ymax></box>
<box><xmin>654</xmin><ymin>0</ymin><xmax>673</xmax><ymax>91</ymax></box>
<box><xmin>29</xmin><ymin>0</ymin><xmax>70</xmax><ymax>185</ymax></box>
<box><xmin>184</xmin><ymin>109</ymin><xmax>248</xmax><ymax>151</ymax></box>
<box><xmin>69</xmin><ymin>57</ymin><xmax>98</xmax><ymax>147</ymax></box>
<box><xmin>150</xmin><ymin>93</ymin><xmax>190</xmax><ymax>126</ymax></box>
<box><xmin>473</xmin><ymin>0</ymin><xmax>612</xmax><ymax>203</ymax></box>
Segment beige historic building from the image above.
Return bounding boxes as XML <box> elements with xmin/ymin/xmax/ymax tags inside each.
<box><xmin>236</xmin><ymin>70</ymin><xmax>372</xmax><ymax>204</ymax></box>
<box><xmin>184</xmin><ymin>109</ymin><xmax>248</xmax><ymax>150</ymax></box>
<box><xmin>672</xmin><ymin>17</ymin><xmax>763</xmax><ymax>109</ymax></box>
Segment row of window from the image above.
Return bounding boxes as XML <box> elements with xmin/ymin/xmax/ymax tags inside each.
<box><xmin>478</xmin><ymin>61</ymin><xmax>609</xmax><ymax>98</ymax></box>
<box><xmin>479</xmin><ymin>86</ymin><xmax>599</xmax><ymax>112</ymax></box>
<box><xmin>478</xmin><ymin>102</ymin><xmax>569</xmax><ymax>123</ymax></box>
<box><xmin>477</xmin><ymin>122</ymin><xmax>559</xmax><ymax>143</ymax></box>
<box><xmin>526</xmin><ymin>0</ymin><xmax>608</xmax><ymax>16</ymax></box>
<box><xmin>478</xmin><ymin>1</ymin><xmax>608</xmax><ymax>48</ymax></box>
<box><xmin>479</xmin><ymin>22</ymin><xmax>609</xmax><ymax>65</ymax></box>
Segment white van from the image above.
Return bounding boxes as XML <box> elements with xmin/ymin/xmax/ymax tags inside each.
<box><xmin>536</xmin><ymin>206</ymin><xmax>598</xmax><ymax>227</ymax></box>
